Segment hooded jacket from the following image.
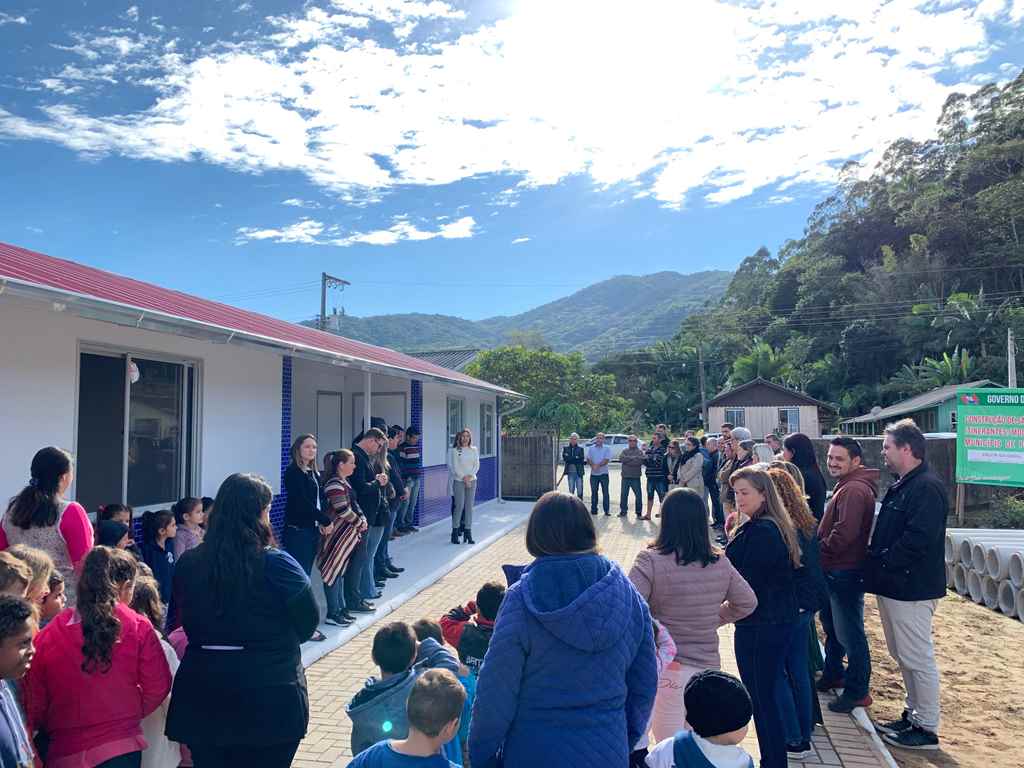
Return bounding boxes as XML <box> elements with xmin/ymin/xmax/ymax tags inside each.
<box><xmin>468</xmin><ymin>554</ymin><xmax>657</xmax><ymax>768</ymax></box>
<box><xmin>819</xmin><ymin>467</ymin><xmax>879</xmax><ymax>571</ymax></box>
<box><xmin>346</xmin><ymin>637</ymin><xmax>459</xmax><ymax>756</ymax></box>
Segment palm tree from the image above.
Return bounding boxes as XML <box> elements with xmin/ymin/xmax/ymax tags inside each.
<box><xmin>731</xmin><ymin>337</ymin><xmax>790</xmax><ymax>385</ymax></box>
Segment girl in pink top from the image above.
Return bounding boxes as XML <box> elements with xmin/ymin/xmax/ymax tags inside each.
<box><xmin>0</xmin><ymin>448</ymin><xmax>94</xmax><ymax>607</ymax></box>
<box><xmin>171</xmin><ymin>498</ymin><xmax>205</xmax><ymax>559</ymax></box>
<box><xmin>26</xmin><ymin>546</ymin><xmax>171</xmax><ymax>768</ymax></box>
<box><xmin>629</xmin><ymin>488</ymin><xmax>757</xmax><ymax>743</ymax></box>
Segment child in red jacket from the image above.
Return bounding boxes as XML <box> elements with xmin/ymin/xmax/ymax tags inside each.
<box><xmin>26</xmin><ymin>546</ymin><xmax>172</xmax><ymax>768</ymax></box>
<box><xmin>439</xmin><ymin>581</ymin><xmax>505</xmax><ymax>675</ymax></box>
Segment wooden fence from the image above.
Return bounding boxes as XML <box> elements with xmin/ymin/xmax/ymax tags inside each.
<box><xmin>501</xmin><ymin>434</ymin><xmax>556</xmax><ymax>500</ymax></box>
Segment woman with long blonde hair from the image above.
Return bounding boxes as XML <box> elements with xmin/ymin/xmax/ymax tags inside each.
<box><xmin>768</xmin><ymin>467</ymin><xmax>827</xmax><ymax>759</ymax></box>
<box><xmin>725</xmin><ymin>465</ymin><xmax>800</xmax><ymax>768</ymax></box>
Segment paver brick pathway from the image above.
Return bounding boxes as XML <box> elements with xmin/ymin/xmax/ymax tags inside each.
<box><xmin>296</xmin><ymin>508</ymin><xmax>891</xmax><ymax>768</ymax></box>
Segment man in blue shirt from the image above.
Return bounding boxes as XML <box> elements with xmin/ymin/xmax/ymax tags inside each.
<box><xmin>586</xmin><ymin>433</ymin><xmax>613</xmax><ymax>516</ymax></box>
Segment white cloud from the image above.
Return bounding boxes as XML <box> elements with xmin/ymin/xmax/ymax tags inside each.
<box><xmin>0</xmin><ymin>12</ymin><xmax>27</xmax><ymax>25</ymax></box>
<box><xmin>282</xmin><ymin>197</ymin><xmax>322</xmax><ymax>208</ymax></box>
<box><xmin>511</xmin><ymin>236</ymin><xmax>530</xmax><ymax>244</ymax></box>
<box><xmin>125</xmin><ymin>6</ymin><xmax>139</xmax><ymax>22</ymax></box>
<box><xmin>235</xmin><ymin>214</ymin><xmax>476</xmax><ymax>247</ymax></box>
<box><xmin>25</xmin><ymin>226</ymin><xmax>44</xmax><ymax>233</ymax></box>
<box><xmin>0</xmin><ymin>0</ymin><xmax>1014</xmax><ymax>208</ymax></box>
<box><xmin>235</xmin><ymin>218</ymin><xmax>325</xmax><ymax>244</ymax></box>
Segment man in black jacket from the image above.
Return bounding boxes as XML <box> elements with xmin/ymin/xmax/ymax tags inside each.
<box><xmin>866</xmin><ymin>418</ymin><xmax>947</xmax><ymax>751</ymax></box>
<box><xmin>348</xmin><ymin>428</ymin><xmax>390</xmax><ymax>613</ymax></box>
<box><xmin>562</xmin><ymin>433</ymin><xmax>586</xmax><ymax>499</ymax></box>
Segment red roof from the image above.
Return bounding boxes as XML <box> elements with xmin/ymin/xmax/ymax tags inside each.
<box><xmin>0</xmin><ymin>242</ymin><xmax>514</xmax><ymax>395</ymax></box>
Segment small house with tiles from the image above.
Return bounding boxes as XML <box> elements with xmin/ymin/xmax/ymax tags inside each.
<box><xmin>0</xmin><ymin>242</ymin><xmax>523</xmax><ymax>533</ymax></box>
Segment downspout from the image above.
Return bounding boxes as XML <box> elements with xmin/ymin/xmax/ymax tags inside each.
<box><xmin>497</xmin><ymin>395</ymin><xmax>527</xmax><ymax>504</ymax></box>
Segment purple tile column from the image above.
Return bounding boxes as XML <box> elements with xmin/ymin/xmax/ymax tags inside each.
<box><xmin>270</xmin><ymin>356</ymin><xmax>292</xmax><ymax>539</ymax></box>
<box><xmin>410</xmin><ymin>379</ymin><xmax>423</xmax><ymax>525</ymax></box>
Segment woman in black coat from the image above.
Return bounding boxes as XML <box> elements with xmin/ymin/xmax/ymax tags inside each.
<box><xmin>167</xmin><ymin>473</ymin><xmax>319</xmax><ymax>768</ymax></box>
<box><xmin>782</xmin><ymin>432</ymin><xmax>827</xmax><ymax>520</ymax></box>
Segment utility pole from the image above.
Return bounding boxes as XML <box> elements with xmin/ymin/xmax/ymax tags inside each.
<box><xmin>698</xmin><ymin>342</ymin><xmax>708</xmax><ymax>428</ymax></box>
<box><xmin>1010</xmin><ymin>328</ymin><xmax>1018</xmax><ymax>388</ymax></box>
<box><xmin>319</xmin><ymin>272</ymin><xmax>351</xmax><ymax>331</ymax></box>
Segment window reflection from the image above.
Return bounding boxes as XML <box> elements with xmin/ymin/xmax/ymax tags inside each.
<box><xmin>127</xmin><ymin>359</ymin><xmax>183</xmax><ymax>507</ymax></box>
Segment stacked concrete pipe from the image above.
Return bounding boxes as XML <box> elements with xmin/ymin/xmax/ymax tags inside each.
<box><xmin>945</xmin><ymin>528</ymin><xmax>1024</xmax><ymax>621</ymax></box>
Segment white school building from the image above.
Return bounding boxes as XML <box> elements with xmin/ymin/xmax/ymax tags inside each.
<box><xmin>0</xmin><ymin>242</ymin><xmax>523</xmax><ymax>531</ymax></box>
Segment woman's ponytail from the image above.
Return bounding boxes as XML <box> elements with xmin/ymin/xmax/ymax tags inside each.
<box><xmin>5</xmin><ymin>447</ymin><xmax>72</xmax><ymax>529</ymax></box>
<box><xmin>78</xmin><ymin>546</ymin><xmax>137</xmax><ymax>673</ymax></box>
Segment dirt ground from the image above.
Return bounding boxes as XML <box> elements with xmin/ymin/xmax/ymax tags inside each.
<box><xmin>862</xmin><ymin>591</ymin><xmax>1024</xmax><ymax>768</ymax></box>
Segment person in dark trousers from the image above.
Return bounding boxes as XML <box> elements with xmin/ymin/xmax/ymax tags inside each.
<box><xmin>396</xmin><ymin>427</ymin><xmax>423</xmax><ymax>533</ymax></box>
<box><xmin>703</xmin><ymin>437</ymin><xmax>725</xmax><ymax>534</ymax></box>
<box><xmin>167</xmin><ymin>473</ymin><xmax>319</xmax><ymax>768</ymax></box>
<box><xmin>282</xmin><ymin>433</ymin><xmax>331</xmax><ymax>642</ymax></box>
<box><xmin>562</xmin><ymin>433</ymin><xmax>586</xmax><ymax>500</ymax></box>
<box><xmin>782</xmin><ymin>433</ymin><xmax>827</xmax><ymax>520</ymax></box>
<box><xmin>351</xmin><ymin>429</ymin><xmax>390</xmax><ymax>612</ymax></box>
<box><xmin>643</xmin><ymin>434</ymin><xmax>668</xmax><ymax>520</ymax></box>
<box><xmin>819</xmin><ymin>436</ymin><xmax>878</xmax><ymax>714</ymax></box>
<box><xmin>866</xmin><ymin>419</ymin><xmax>948</xmax><ymax>751</ymax></box>
<box><xmin>377</xmin><ymin>426</ymin><xmax>406</xmax><ymax>582</ymax></box>
<box><xmin>586</xmin><ymin>433</ymin><xmax>613</xmax><ymax>516</ymax></box>
<box><xmin>725</xmin><ymin>465</ymin><xmax>801</xmax><ymax>768</ymax></box>
<box><xmin>619</xmin><ymin>436</ymin><xmax>645</xmax><ymax>518</ymax></box>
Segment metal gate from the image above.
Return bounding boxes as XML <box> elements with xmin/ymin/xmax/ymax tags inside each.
<box><xmin>501</xmin><ymin>434</ymin><xmax>556</xmax><ymax>500</ymax></box>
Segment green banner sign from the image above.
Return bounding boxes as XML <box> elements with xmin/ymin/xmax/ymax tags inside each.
<box><xmin>956</xmin><ymin>387</ymin><xmax>1024</xmax><ymax>487</ymax></box>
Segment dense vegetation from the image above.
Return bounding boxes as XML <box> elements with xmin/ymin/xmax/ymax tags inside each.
<box><xmin>596</xmin><ymin>72</ymin><xmax>1024</xmax><ymax>431</ymax></box>
<box><xmin>308</xmin><ymin>270</ymin><xmax>731</xmax><ymax>360</ymax></box>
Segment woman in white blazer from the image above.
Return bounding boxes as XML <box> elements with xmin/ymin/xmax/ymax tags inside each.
<box><xmin>448</xmin><ymin>428</ymin><xmax>480</xmax><ymax>545</ymax></box>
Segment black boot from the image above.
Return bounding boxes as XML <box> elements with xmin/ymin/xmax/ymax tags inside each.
<box><xmin>463</xmin><ymin>528</ymin><xmax>475</xmax><ymax>544</ymax></box>
<box><xmin>451</xmin><ymin>528</ymin><xmax>460</xmax><ymax>544</ymax></box>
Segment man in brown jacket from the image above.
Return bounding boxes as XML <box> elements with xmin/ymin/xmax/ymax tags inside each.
<box><xmin>819</xmin><ymin>436</ymin><xmax>878</xmax><ymax>713</ymax></box>
<box><xmin>618</xmin><ymin>436</ymin><xmax>645</xmax><ymax>518</ymax></box>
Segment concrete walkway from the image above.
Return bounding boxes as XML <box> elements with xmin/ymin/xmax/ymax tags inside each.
<box><xmin>295</xmin><ymin>495</ymin><xmax>895</xmax><ymax>768</ymax></box>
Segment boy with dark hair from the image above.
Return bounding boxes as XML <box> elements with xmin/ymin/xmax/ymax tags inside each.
<box><xmin>350</xmin><ymin>669</ymin><xmax>466</xmax><ymax>767</ymax></box>
<box><xmin>0</xmin><ymin>595</ymin><xmax>36</xmax><ymax>768</ymax></box>
<box><xmin>645</xmin><ymin>670</ymin><xmax>754</xmax><ymax>768</ymax></box>
<box><xmin>347</xmin><ymin>621</ymin><xmax>460</xmax><ymax>756</ymax></box>
<box><xmin>440</xmin><ymin>581</ymin><xmax>506</xmax><ymax>674</ymax></box>
<box><xmin>412</xmin><ymin>618</ymin><xmax>444</xmax><ymax>645</ymax></box>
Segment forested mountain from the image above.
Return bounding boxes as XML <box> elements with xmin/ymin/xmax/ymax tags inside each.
<box><xmin>305</xmin><ymin>270</ymin><xmax>731</xmax><ymax>360</ymax></box>
<box><xmin>598</xmin><ymin>72</ymin><xmax>1024</xmax><ymax>429</ymax></box>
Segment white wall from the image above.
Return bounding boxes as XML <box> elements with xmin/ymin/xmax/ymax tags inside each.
<box><xmin>0</xmin><ymin>298</ymin><xmax>281</xmax><ymax>502</ymax></box>
<box><xmin>708</xmin><ymin>404</ymin><xmax>822</xmax><ymax>438</ymax></box>
<box><xmin>420</xmin><ymin>382</ymin><xmax>497</xmax><ymax>466</ymax></box>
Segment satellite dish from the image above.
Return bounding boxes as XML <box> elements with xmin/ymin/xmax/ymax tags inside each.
<box><xmin>870</xmin><ymin>405</ymin><xmax>882</xmax><ymax>416</ymax></box>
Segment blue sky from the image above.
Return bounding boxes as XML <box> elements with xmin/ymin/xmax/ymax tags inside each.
<box><xmin>1</xmin><ymin>1</ymin><xmax>1022</xmax><ymax>322</ymax></box>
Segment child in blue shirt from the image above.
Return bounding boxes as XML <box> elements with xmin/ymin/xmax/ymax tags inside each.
<box><xmin>350</xmin><ymin>669</ymin><xmax>466</xmax><ymax>768</ymax></box>
<box><xmin>0</xmin><ymin>595</ymin><xmax>37</xmax><ymax>768</ymax></box>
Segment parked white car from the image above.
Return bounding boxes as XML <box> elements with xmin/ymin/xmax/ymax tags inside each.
<box><xmin>584</xmin><ymin>434</ymin><xmax>647</xmax><ymax>461</ymax></box>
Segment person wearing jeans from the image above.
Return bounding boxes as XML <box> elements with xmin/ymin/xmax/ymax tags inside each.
<box><xmin>562</xmin><ymin>433</ymin><xmax>586</xmax><ymax>499</ymax></box>
<box><xmin>396</xmin><ymin>427</ymin><xmax>423</xmax><ymax>532</ymax></box>
<box><xmin>619</xmin><ymin>436</ymin><xmax>645</xmax><ymax>518</ymax></box>
<box><xmin>865</xmin><ymin>419</ymin><xmax>947</xmax><ymax>751</ymax></box>
<box><xmin>350</xmin><ymin>428</ymin><xmax>390</xmax><ymax>613</ymax></box>
<box><xmin>586</xmin><ymin>433</ymin><xmax>612</xmax><ymax>516</ymax></box>
<box><xmin>726</xmin><ymin>465</ymin><xmax>801</xmax><ymax>768</ymax></box>
<box><xmin>819</xmin><ymin>436</ymin><xmax>879</xmax><ymax>711</ymax></box>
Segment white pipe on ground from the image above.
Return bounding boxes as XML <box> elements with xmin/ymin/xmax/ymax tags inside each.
<box><xmin>1017</xmin><ymin>590</ymin><xmax>1024</xmax><ymax>623</ymax></box>
<box><xmin>1011</xmin><ymin>553</ymin><xmax>1024</xmax><ymax>590</ymax></box>
<box><xmin>981</xmin><ymin>575</ymin><xmax>1001</xmax><ymax>609</ymax></box>
<box><xmin>953</xmin><ymin>563</ymin><xmax>970</xmax><ymax>595</ymax></box>
<box><xmin>945</xmin><ymin>562</ymin><xmax>955</xmax><ymax>589</ymax></box>
<box><xmin>967</xmin><ymin>569</ymin><xmax>985</xmax><ymax>603</ymax></box>
<box><xmin>985</xmin><ymin>544</ymin><xmax>1024</xmax><ymax>580</ymax></box>
<box><xmin>959</xmin><ymin>534</ymin><xmax>1024</xmax><ymax>566</ymax></box>
<box><xmin>997</xmin><ymin>580</ymin><xmax>1018</xmax><ymax>617</ymax></box>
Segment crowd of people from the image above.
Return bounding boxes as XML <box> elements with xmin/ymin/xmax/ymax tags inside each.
<box><xmin>0</xmin><ymin>413</ymin><xmax>948</xmax><ymax>768</ymax></box>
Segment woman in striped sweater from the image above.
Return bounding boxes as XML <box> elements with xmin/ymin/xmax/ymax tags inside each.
<box><xmin>319</xmin><ymin>449</ymin><xmax>368</xmax><ymax>627</ymax></box>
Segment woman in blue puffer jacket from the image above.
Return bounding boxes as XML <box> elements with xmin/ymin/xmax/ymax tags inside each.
<box><xmin>469</xmin><ymin>491</ymin><xmax>658</xmax><ymax>768</ymax></box>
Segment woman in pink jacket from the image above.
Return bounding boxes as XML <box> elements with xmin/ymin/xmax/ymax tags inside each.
<box><xmin>628</xmin><ymin>488</ymin><xmax>758</xmax><ymax>743</ymax></box>
<box><xmin>27</xmin><ymin>546</ymin><xmax>172</xmax><ymax>768</ymax></box>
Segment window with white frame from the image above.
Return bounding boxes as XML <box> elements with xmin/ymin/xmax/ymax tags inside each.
<box><xmin>447</xmin><ymin>396</ymin><xmax>465</xmax><ymax>447</ymax></box>
<box><xmin>778</xmin><ymin>407</ymin><xmax>800</xmax><ymax>434</ymax></box>
<box><xmin>480</xmin><ymin>402</ymin><xmax>495</xmax><ymax>456</ymax></box>
<box><xmin>723</xmin><ymin>408</ymin><xmax>745</xmax><ymax>428</ymax></box>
